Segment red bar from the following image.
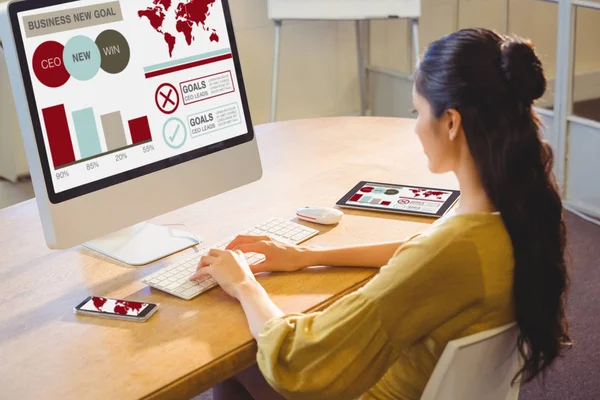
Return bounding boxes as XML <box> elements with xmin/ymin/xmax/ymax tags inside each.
<box><xmin>350</xmin><ymin>194</ymin><xmax>362</xmax><ymax>202</ymax></box>
<box><xmin>41</xmin><ymin>104</ymin><xmax>76</xmax><ymax>168</ymax></box>
<box><xmin>145</xmin><ymin>53</ymin><xmax>233</xmax><ymax>79</ymax></box>
<box><xmin>128</xmin><ymin>116</ymin><xmax>152</xmax><ymax>144</ymax></box>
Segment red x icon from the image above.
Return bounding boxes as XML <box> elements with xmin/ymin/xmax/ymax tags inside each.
<box><xmin>155</xmin><ymin>83</ymin><xmax>180</xmax><ymax>114</ymax></box>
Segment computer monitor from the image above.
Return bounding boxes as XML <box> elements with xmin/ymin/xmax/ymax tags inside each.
<box><xmin>0</xmin><ymin>0</ymin><xmax>262</xmax><ymax>265</ymax></box>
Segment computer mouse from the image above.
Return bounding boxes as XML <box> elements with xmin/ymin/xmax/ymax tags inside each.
<box><xmin>296</xmin><ymin>206</ymin><xmax>343</xmax><ymax>225</ymax></box>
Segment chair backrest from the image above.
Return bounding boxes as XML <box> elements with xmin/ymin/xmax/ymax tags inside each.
<box><xmin>420</xmin><ymin>323</ymin><xmax>521</xmax><ymax>400</ymax></box>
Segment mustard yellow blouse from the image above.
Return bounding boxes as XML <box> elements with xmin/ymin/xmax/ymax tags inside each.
<box><xmin>256</xmin><ymin>213</ymin><xmax>516</xmax><ymax>400</ymax></box>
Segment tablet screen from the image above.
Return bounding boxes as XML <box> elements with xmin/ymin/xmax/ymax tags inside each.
<box><xmin>337</xmin><ymin>181</ymin><xmax>460</xmax><ymax>218</ymax></box>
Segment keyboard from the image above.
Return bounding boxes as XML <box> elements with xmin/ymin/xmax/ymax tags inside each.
<box><xmin>142</xmin><ymin>218</ymin><xmax>319</xmax><ymax>300</ymax></box>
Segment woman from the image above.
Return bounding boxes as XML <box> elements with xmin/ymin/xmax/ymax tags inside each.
<box><xmin>191</xmin><ymin>28</ymin><xmax>571</xmax><ymax>400</ymax></box>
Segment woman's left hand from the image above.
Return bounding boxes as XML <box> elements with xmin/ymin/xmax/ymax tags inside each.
<box><xmin>189</xmin><ymin>248</ymin><xmax>257</xmax><ymax>299</ymax></box>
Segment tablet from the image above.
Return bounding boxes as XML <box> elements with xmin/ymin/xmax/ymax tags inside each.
<box><xmin>336</xmin><ymin>181</ymin><xmax>460</xmax><ymax>218</ymax></box>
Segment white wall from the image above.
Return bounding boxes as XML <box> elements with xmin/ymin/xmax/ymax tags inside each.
<box><xmin>565</xmin><ymin>118</ymin><xmax>600</xmax><ymax>217</ymax></box>
<box><xmin>230</xmin><ymin>0</ymin><xmax>600</xmax><ymax>122</ymax></box>
<box><xmin>229</xmin><ymin>0</ymin><xmax>361</xmax><ymax>123</ymax></box>
<box><xmin>0</xmin><ymin>45</ymin><xmax>28</xmax><ymax>182</ymax></box>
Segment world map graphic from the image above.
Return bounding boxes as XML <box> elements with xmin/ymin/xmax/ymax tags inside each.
<box><xmin>138</xmin><ymin>0</ymin><xmax>220</xmax><ymax>57</ymax></box>
<box><xmin>410</xmin><ymin>189</ymin><xmax>448</xmax><ymax>200</ymax></box>
<box><xmin>92</xmin><ymin>297</ymin><xmax>145</xmax><ymax>315</ymax></box>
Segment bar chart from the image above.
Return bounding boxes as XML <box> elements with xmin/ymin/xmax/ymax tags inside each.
<box><xmin>42</xmin><ymin>105</ymin><xmax>77</xmax><ymax>168</ymax></box>
<box><xmin>128</xmin><ymin>116</ymin><xmax>152</xmax><ymax>144</ymax></box>
<box><xmin>73</xmin><ymin>108</ymin><xmax>102</xmax><ymax>159</ymax></box>
<box><xmin>41</xmin><ymin>104</ymin><xmax>153</xmax><ymax>169</ymax></box>
<box><xmin>101</xmin><ymin>111</ymin><xmax>127</xmax><ymax>151</ymax></box>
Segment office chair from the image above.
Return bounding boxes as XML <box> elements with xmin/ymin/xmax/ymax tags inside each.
<box><xmin>420</xmin><ymin>322</ymin><xmax>521</xmax><ymax>400</ymax></box>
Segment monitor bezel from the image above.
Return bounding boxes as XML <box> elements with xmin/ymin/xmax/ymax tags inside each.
<box><xmin>8</xmin><ymin>0</ymin><xmax>255</xmax><ymax>204</ymax></box>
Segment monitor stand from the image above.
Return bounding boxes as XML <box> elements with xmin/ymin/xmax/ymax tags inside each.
<box><xmin>83</xmin><ymin>223</ymin><xmax>200</xmax><ymax>266</ymax></box>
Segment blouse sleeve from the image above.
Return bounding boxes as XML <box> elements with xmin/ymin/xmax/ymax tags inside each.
<box><xmin>256</xmin><ymin>225</ymin><xmax>485</xmax><ymax>400</ymax></box>
<box><xmin>359</xmin><ymin>227</ymin><xmax>485</xmax><ymax>349</ymax></box>
<box><xmin>257</xmin><ymin>290</ymin><xmax>399</xmax><ymax>400</ymax></box>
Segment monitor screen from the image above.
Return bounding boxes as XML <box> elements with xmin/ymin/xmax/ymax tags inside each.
<box><xmin>9</xmin><ymin>0</ymin><xmax>253</xmax><ymax>203</ymax></box>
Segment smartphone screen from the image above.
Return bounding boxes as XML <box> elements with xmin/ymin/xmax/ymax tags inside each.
<box><xmin>78</xmin><ymin>296</ymin><xmax>151</xmax><ymax>316</ymax></box>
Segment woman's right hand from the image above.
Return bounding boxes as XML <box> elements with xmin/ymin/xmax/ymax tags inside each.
<box><xmin>225</xmin><ymin>235</ymin><xmax>312</xmax><ymax>273</ymax></box>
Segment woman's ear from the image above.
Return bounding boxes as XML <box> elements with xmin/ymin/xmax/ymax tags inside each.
<box><xmin>446</xmin><ymin>109</ymin><xmax>462</xmax><ymax>141</ymax></box>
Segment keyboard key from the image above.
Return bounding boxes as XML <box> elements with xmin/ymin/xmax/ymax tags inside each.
<box><xmin>180</xmin><ymin>282</ymin><xmax>194</xmax><ymax>290</ymax></box>
<box><xmin>182</xmin><ymin>288</ymin><xmax>199</xmax><ymax>297</ymax></box>
<box><xmin>202</xmin><ymin>281</ymin><xmax>217</xmax><ymax>289</ymax></box>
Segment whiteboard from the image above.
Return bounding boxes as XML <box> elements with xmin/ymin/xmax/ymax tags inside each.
<box><xmin>267</xmin><ymin>0</ymin><xmax>421</xmax><ymax>21</ymax></box>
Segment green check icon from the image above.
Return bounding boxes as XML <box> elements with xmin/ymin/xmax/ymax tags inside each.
<box><xmin>163</xmin><ymin>117</ymin><xmax>187</xmax><ymax>149</ymax></box>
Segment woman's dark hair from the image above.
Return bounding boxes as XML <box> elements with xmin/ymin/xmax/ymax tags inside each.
<box><xmin>414</xmin><ymin>28</ymin><xmax>571</xmax><ymax>383</ymax></box>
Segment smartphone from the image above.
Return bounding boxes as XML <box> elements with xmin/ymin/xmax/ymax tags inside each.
<box><xmin>74</xmin><ymin>296</ymin><xmax>159</xmax><ymax>322</ymax></box>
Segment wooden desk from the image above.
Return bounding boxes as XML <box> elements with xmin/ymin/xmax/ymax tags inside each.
<box><xmin>0</xmin><ymin>117</ymin><xmax>458</xmax><ymax>400</ymax></box>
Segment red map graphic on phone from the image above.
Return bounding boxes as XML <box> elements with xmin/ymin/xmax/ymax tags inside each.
<box><xmin>90</xmin><ymin>297</ymin><xmax>146</xmax><ymax>315</ymax></box>
<box><xmin>92</xmin><ymin>297</ymin><xmax>108</xmax><ymax>310</ymax></box>
<box><xmin>113</xmin><ymin>301</ymin><xmax>145</xmax><ymax>315</ymax></box>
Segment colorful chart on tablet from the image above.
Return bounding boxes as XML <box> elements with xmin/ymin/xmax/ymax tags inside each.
<box><xmin>337</xmin><ymin>181</ymin><xmax>460</xmax><ymax>218</ymax></box>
